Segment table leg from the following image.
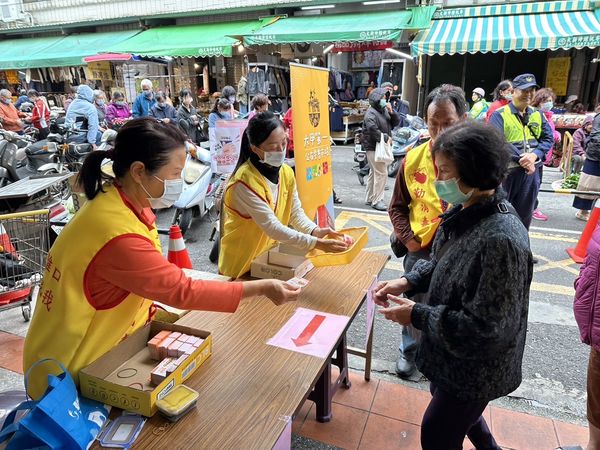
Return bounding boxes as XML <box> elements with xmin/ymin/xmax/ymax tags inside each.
<box><xmin>309</xmin><ymin>360</ymin><xmax>333</xmax><ymax>423</ymax></box>
<box><xmin>333</xmin><ymin>334</ymin><xmax>351</xmax><ymax>389</ymax></box>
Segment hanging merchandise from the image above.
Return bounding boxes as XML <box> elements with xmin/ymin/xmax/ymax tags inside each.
<box><xmin>247</xmin><ymin>66</ymin><xmax>267</xmax><ymax>95</ymax></box>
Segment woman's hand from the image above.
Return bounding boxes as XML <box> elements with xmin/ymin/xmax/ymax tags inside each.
<box><xmin>373</xmin><ymin>278</ymin><xmax>411</xmax><ymax>307</ymax></box>
<box><xmin>379</xmin><ymin>295</ymin><xmax>415</xmax><ymax>326</ymax></box>
<box><xmin>242</xmin><ymin>280</ymin><xmax>300</xmax><ymax>306</ymax></box>
<box><xmin>311</xmin><ymin>227</ymin><xmax>342</xmax><ymax>239</ymax></box>
<box><xmin>265</xmin><ymin>280</ymin><xmax>301</xmax><ymax>306</ymax></box>
<box><xmin>315</xmin><ymin>238</ymin><xmax>348</xmax><ymax>253</ymax></box>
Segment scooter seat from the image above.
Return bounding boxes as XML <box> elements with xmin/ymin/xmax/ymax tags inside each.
<box><xmin>183</xmin><ymin>158</ymin><xmax>210</xmax><ymax>184</ymax></box>
<box><xmin>47</xmin><ymin>133</ymin><xmax>64</xmax><ymax>144</ymax></box>
<box><xmin>68</xmin><ymin>143</ymin><xmax>93</xmax><ymax>157</ymax></box>
<box><xmin>25</xmin><ymin>140</ymin><xmax>51</xmax><ymax>156</ymax></box>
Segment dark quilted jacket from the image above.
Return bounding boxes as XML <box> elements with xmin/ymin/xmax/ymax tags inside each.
<box><xmin>405</xmin><ymin>190</ymin><xmax>533</xmax><ymax>401</ymax></box>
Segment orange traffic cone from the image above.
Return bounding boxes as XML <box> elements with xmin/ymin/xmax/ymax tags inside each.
<box><xmin>567</xmin><ymin>205</ymin><xmax>600</xmax><ymax>263</ymax></box>
<box><xmin>0</xmin><ymin>224</ymin><xmax>16</xmax><ymax>256</ymax></box>
<box><xmin>167</xmin><ymin>225</ymin><xmax>193</xmax><ymax>269</ymax></box>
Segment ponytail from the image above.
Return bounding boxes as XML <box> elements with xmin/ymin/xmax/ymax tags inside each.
<box><xmin>77</xmin><ymin>150</ymin><xmax>111</xmax><ymax>200</ymax></box>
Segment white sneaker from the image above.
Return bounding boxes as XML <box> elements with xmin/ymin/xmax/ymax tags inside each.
<box><xmin>576</xmin><ymin>210</ymin><xmax>590</xmax><ymax>221</ymax></box>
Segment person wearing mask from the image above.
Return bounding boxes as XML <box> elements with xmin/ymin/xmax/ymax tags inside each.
<box><xmin>64</xmin><ymin>85</ymin><xmax>101</xmax><ymax>146</ymax></box>
<box><xmin>132</xmin><ymin>79</ymin><xmax>156</xmax><ymax>118</ymax></box>
<box><xmin>572</xmin><ymin>116</ymin><xmax>593</xmax><ymax>175</ymax></box>
<box><xmin>248</xmin><ymin>94</ymin><xmax>270</xmax><ymax>121</ymax></box>
<box><xmin>105</xmin><ymin>91</ymin><xmax>131</xmax><ymax>129</ymax></box>
<box><xmin>0</xmin><ymin>89</ymin><xmax>26</xmax><ymax>133</ymax></box>
<box><xmin>150</xmin><ymin>91</ymin><xmax>177</xmax><ymax>123</ymax></box>
<box><xmin>573</xmin><ymin>108</ymin><xmax>600</xmax><ymax>222</ymax></box>
<box><xmin>377</xmin><ymin>121</ymin><xmax>532</xmax><ymax>449</ymax></box>
<box><xmin>362</xmin><ymin>88</ymin><xmax>400</xmax><ymax>211</ymax></box>
<box><xmin>530</xmin><ymin>88</ymin><xmax>561</xmax><ymax>222</ymax></box>
<box><xmin>93</xmin><ymin>90</ymin><xmax>108</xmax><ymax>125</ymax></box>
<box><xmin>574</xmin><ymin>224</ymin><xmax>600</xmax><ymax>450</ymax></box>
<box><xmin>14</xmin><ymin>89</ymin><xmax>29</xmax><ymax>110</ymax></box>
<box><xmin>469</xmin><ymin>88</ymin><xmax>489</xmax><ymax>121</ymax></box>
<box><xmin>221</xmin><ymin>85</ymin><xmax>238</xmax><ymax>118</ymax></box>
<box><xmin>27</xmin><ymin>89</ymin><xmax>50</xmax><ymax>140</ymax></box>
<box><xmin>381</xmin><ymin>82</ymin><xmax>410</xmax><ymax>128</ymax></box>
<box><xmin>177</xmin><ymin>89</ymin><xmax>201</xmax><ymax>143</ymax></box>
<box><xmin>219</xmin><ymin>112</ymin><xmax>348</xmax><ymax>279</ymax></box>
<box><xmin>485</xmin><ymin>80</ymin><xmax>513</xmax><ymax>122</ymax></box>
<box><xmin>208</xmin><ymin>98</ymin><xmax>233</xmax><ymax>129</ymax></box>
<box><xmin>23</xmin><ymin>118</ymin><xmax>300</xmax><ymax>399</ymax></box>
<box><xmin>489</xmin><ymin>73</ymin><xmax>554</xmax><ymax>231</ymax></box>
<box><xmin>388</xmin><ymin>84</ymin><xmax>467</xmax><ymax>378</ymax></box>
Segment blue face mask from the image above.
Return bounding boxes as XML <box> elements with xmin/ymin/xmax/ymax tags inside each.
<box><xmin>144</xmin><ymin>90</ymin><xmax>153</xmax><ymax>99</ymax></box>
<box><xmin>96</xmin><ymin>100</ymin><xmax>105</xmax><ymax>107</ymax></box>
<box><xmin>541</xmin><ymin>101</ymin><xmax>553</xmax><ymax>112</ymax></box>
<box><xmin>434</xmin><ymin>178</ymin><xmax>473</xmax><ymax>205</ymax></box>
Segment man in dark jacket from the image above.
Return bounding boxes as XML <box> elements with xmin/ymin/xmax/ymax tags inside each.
<box><xmin>362</xmin><ymin>88</ymin><xmax>400</xmax><ymax>211</ymax></box>
<box><xmin>150</xmin><ymin>91</ymin><xmax>177</xmax><ymax>123</ymax></box>
<box><xmin>177</xmin><ymin>89</ymin><xmax>201</xmax><ymax>143</ymax></box>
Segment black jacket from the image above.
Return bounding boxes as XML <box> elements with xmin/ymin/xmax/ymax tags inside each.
<box><xmin>362</xmin><ymin>105</ymin><xmax>400</xmax><ymax>152</ymax></box>
<box><xmin>405</xmin><ymin>190</ymin><xmax>532</xmax><ymax>401</ymax></box>
<box><xmin>585</xmin><ymin>113</ymin><xmax>600</xmax><ymax>161</ymax></box>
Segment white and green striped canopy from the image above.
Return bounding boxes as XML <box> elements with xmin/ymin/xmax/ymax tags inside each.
<box><xmin>411</xmin><ymin>0</ymin><xmax>600</xmax><ymax>56</ymax></box>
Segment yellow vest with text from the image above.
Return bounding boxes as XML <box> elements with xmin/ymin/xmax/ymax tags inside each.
<box><xmin>23</xmin><ymin>184</ymin><xmax>160</xmax><ymax>399</ymax></box>
<box><xmin>497</xmin><ymin>105</ymin><xmax>543</xmax><ymax>148</ymax></box>
<box><xmin>219</xmin><ymin>161</ymin><xmax>295</xmax><ymax>279</ymax></box>
<box><xmin>403</xmin><ymin>141</ymin><xmax>446</xmax><ymax>249</ymax></box>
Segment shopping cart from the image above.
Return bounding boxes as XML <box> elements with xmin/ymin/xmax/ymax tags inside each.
<box><xmin>0</xmin><ymin>209</ymin><xmax>49</xmax><ymax>321</ymax></box>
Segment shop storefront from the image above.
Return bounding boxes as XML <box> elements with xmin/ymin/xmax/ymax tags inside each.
<box><xmin>410</xmin><ymin>0</ymin><xmax>600</xmax><ymax>115</ymax></box>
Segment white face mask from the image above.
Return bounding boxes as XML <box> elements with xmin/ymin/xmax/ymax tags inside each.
<box><xmin>140</xmin><ymin>175</ymin><xmax>183</xmax><ymax>209</ymax></box>
<box><xmin>261</xmin><ymin>149</ymin><xmax>286</xmax><ymax>167</ymax></box>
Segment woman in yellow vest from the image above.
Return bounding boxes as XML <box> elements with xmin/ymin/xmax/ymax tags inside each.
<box><xmin>23</xmin><ymin>118</ymin><xmax>299</xmax><ymax>399</ymax></box>
<box><xmin>219</xmin><ymin>111</ymin><xmax>348</xmax><ymax>279</ymax></box>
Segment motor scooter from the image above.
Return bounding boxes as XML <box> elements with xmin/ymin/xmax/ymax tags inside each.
<box><xmin>387</xmin><ymin>115</ymin><xmax>429</xmax><ymax>178</ymax></box>
<box><xmin>172</xmin><ymin>143</ymin><xmax>224</xmax><ymax>236</ymax></box>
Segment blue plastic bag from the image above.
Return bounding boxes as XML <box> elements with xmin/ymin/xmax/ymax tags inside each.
<box><xmin>0</xmin><ymin>359</ymin><xmax>109</xmax><ymax>449</ymax></box>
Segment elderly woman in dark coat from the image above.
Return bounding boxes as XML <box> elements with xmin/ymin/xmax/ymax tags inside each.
<box><xmin>375</xmin><ymin>121</ymin><xmax>533</xmax><ymax>450</ymax></box>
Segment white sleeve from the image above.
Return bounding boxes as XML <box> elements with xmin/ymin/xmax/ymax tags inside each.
<box><xmin>289</xmin><ymin>189</ymin><xmax>318</xmax><ymax>235</ymax></box>
<box><xmin>230</xmin><ymin>183</ymin><xmax>318</xmax><ymax>250</ymax></box>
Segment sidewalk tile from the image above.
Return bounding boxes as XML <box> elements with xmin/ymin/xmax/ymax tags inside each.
<box><xmin>491</xmin><ymin>407</ymin><xmax>559</xmax><ymax>450</ymax></box>
<box><xmin>333</xmin><ymin>371</ymin><xmax>380</xmax><ymax>412</ymax></box>
<box><xmin>553</xmin><ymin>420</ymin><xmax>589</xmax><ymax>447</ymax></box>
<box><xmin>371</xmin><ymin>380</ymin><xmax>430</xmax><ymax>426</ymax></box>
<box><xmin>0</xmin><ymin>331</ymin><xmax>24</xmax><ymax>374</ymax></box>
<box><xmin>299</xmin><ymin>403</ymin><xmax>369</xmax><ymax>450</ymax></box>
<box><xmin>359</xmin><ymin>413</ymin><xmax>421</xmax><ymax>449</ymax></box>
<box><xmin>293</xmin><ymin>400</ymin><xmax>314</xmax><ymax>434</ymax></box>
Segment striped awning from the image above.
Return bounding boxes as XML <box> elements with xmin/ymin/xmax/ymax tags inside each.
<box><xmin>411</xmin><ymin>0</ymin><xmax>600</xmax><ymax>56</ymax></box>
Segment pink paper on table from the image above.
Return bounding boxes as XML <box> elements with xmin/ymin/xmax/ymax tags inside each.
<box><xmin>365</xmin><ymin>275</ymin><xmax>378</xmax><ymax>348</ymax></box>
<box><xmin>272</xmin><ymin>418</ymin><xmax>291</xmax><ymax>450</ymax></box>
<box><xmin>267</xmin><ymin>307</ymin><xmax>351</xmax><ymax>358</ymax></box>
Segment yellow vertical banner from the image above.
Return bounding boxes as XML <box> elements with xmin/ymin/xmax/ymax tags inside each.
<box><xmin>290</xmin><ymin>64</ymin><xmax>335</xmax><ymax>227</ymax></box>
<box><xmin>546</xmin><ymin>57</ymin><xmax>571</xmax><ymax>96</ymax></box>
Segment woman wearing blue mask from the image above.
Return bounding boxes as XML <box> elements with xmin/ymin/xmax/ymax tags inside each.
<box><xmin>375</xmin><ymin>121</ymin><xmax>533</xmax><ymax>450</ymax></box>
<box><xmin>219</xmin><ymin>111</ymin><xmax>348</xmax><ymax>278</ymax></box>
<box><xmin>23</xmin><ymin>117</ymin><xmax>301</xmax><ymax>398</ymax></box>
<box><xmin>93</xmin><ymin>89</ymin><xmax>107</xmax><ymax>126</ymax></box>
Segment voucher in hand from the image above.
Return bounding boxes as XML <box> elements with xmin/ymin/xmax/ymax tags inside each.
<box><xmin>287</xmin><ymin>277</ymin><xmax>309</xmax><ymax>289</ymax></box>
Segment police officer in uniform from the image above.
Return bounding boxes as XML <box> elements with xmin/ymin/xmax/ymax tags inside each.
<box><xmin>489</xmin><ymin>73</ymin><xmax>554</xmax><ymax>230</ymax></box>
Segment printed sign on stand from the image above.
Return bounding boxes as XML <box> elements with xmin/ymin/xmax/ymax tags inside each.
<box><xmin>365</xmin><ymin>276</ymin><xmax>378</xmax><ymax>348</ymax></box>
<box><xmin>209</xmin><ymin>119</ymin><xmax>249</xmax><ymax>173</ymax></box>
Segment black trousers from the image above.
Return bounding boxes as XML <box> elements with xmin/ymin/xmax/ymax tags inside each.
<box><xmin>502</xmin><ymin>167</ymin><xmax>539</xmax><ymax>230</ymax></box>
<box><xmin>421</xmin><ymin>383</ymin><xmax>501</xmax><ymax>450</ymax></box>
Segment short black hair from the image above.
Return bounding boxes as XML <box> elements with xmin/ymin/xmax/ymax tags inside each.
<box><xmin>432</xmin><ymin>121</ymin><xmax>510</xmax><ymax>190</ymax></box>
<box><xmin>424</xmin><ymin>84</ymin><xmax>467</xmax><ymax>120</ymax></box>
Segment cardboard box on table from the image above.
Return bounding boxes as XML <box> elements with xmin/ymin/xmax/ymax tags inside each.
<box><xmin>251</xmin><ymin>246</ymin><xmax>314</xmax><ymax>281</ymax></box>
<box><xmin>79</xmin><ymin>321</ymin><xmax>212</xmax><ymax>417</ymax></box>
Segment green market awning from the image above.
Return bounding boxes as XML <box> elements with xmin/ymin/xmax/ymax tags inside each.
<box><xmin>105</xmin><ymin>20</ymin><xmax>262</xmax><ymax>58</ymax></box>
<box><xmin>411</xmin><ymin>0</ymin><xmax>600</xmax><ymax>56</ymax></box>
<box><xmin>0</xmin><ymin>30</ymin><xmax>141</xmax><ymax>70</ymax></box>
<box><xmin>244</xmin><ymin>8</ymin><xmax>434</xmax><ymax>45</ymax></box>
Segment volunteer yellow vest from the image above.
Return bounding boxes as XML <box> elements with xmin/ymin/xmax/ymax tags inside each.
<box><xmin>219</xmin><ymin>161</ymin><xmax>295</xmax><ymax>279</ymax></box>
<box><xmin>23</xmin><ymin>184</ymin><xmax>161</xmax><ymax>399</ymax></box>
<box><xmin>403</xmin><ymin>141</ymin><xmax>446</xmax><ymax>248</ymax></box>
<box><xmin>498</xmin><ymin>104</ymin><xmax>543</xmax><ymax>147</ymax></box>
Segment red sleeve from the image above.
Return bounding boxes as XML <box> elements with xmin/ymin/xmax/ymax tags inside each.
<box><xmin>87</xmin><ymin>235</ymin><xmax>243</xmax><ymax>313</ymax></box>
<box><xmin>31</xmin><ymin>104</ymin><xmax>41</xmax><ymax>124</ymax></box>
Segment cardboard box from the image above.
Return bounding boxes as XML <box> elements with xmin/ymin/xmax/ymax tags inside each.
<box><xmin>275</xmin><ymin>243</ymin><xmax>308</xmax><ymax>258</ymax></box>
<box><xmin>79</xmin><ymin>321</ymin><xmax>212</xmax><ymax>417</ymax></box>
<box><xmin>267</xmin><ymin>246</ymin><xmax>309</xmax><ymax>268</ymax></box>
<box><xmin>153</xmin><ymin>269</ymin><xmax>232</xmax><ymax>323</ymax></box>
<box><xmin>251</xmin><ymin>251</ymin><xmax>314</xmax><ymax>281</ymax></box>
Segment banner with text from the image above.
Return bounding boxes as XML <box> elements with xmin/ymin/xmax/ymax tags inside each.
<box><xmin>290</xmin><ymin>64</ymin><xmax>335</xmax><ymax>228</ymax></box>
